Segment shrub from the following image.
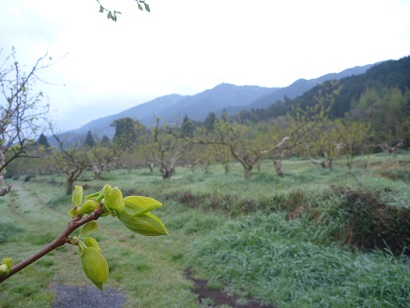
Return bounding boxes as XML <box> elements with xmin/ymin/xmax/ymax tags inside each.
<box><xmin>330</xmin><ymin>186</ymin><xmax>410</xmax><ymax>255</ymax></box>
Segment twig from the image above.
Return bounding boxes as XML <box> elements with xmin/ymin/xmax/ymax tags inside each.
<box><xmin>0</xmin><ymin>208</ymin><xmax>104</xmax><ymax>283</ymax></box>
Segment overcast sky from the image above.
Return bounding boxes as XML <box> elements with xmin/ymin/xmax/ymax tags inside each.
<box><xmin>1</xmin><ymin>0</ymin><xmax>410</xmax><ymax>131</ymax></box>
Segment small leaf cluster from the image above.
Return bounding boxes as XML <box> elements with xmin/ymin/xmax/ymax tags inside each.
<box><xmin>97</xmin><ymin>0</ymin><xmax>150</xmax><ymax>22</ymax></box>
<box><xmin>68</xmin><ymin>184</ymin><xmax>168</xmax><ymax>290</ymax></box>
<box><xmin>0</xmin><ymin>258</ymin><xmax>13</xmax><ymax>277</ymax></box>
<box><xmin>136</xmin><ymin>0</ymin><xmax>150</xmax><ymax>12</ymax></box>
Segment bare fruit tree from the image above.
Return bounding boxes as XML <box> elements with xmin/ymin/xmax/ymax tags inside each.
<box><xmin>0</xmin><ymin>48</ymin><xmax>51</xmax><ymax>196</ymax></box>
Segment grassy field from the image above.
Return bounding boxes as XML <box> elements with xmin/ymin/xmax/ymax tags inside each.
<box><xmin>1</xmin><ymin>152</ymin><xmax>410</xmax><ymax>307</ymax></box>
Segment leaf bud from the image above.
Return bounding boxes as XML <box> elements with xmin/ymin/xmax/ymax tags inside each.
<box><xmin>78</xmin><ymin>200</ymin><xmax>99</xmax><ymax>215</ymax></box>
<box><xmin>1</xmin><ymin>258</ymin><xmax>12</xmax><ymax>270</ymax></box>
<box><xmin>118</xmin><ymin>205</ymin><xmax>169</xmax><ymax>236</ymax></box>
<box><xmin>103</xmin><ymin>185</ymin><xmax>124</xmax><ymax>213</ymax></box>
<box><xmin>80</xmin><ymin>247</ymin><xmax>109</xmax><ymax>291</ymax></box>
<box><xmin>72</xmin><ymin>185</ymin><xmax>83</xmax><ymax>207</ymax></box>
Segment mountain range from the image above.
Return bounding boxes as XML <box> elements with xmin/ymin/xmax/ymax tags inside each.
<box><xmin>66</xmin><ymin>62</ymin><xmax>375</xmax><ymax>139</ymax></box>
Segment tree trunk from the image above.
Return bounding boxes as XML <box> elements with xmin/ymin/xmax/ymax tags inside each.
<box><xmin>161</xmin><ymin>166</ymin><xmax>175</xmax><ymax>179</ymax></box>
<box><xmin>328</xmin><ymin>159</ymin><xmax>333</xmax><ymax>170</ymax></box>
<box><xmin>66</xmin><ymin>168</ymin><xmax>83</xmax><ymax>195</ymax></box>
<box><xmin>243</xmin><ymin>164</ymin><xmax>253</xmax><ymax>180</ymax></box>
<box><xmin>274</xmin><ymin>160</ymin><xmax>285</xmax><ymax>177</ymax></box>
<box><xmin>66</xmin><ymin>178</ymin><xmax>75</xmax><ymax>195</ymax></box>
<box><xmin>224</xmin><ymin>166</ymin><xmax>229</xmax><ymax>176</ymax></box>
<box><xmin>148</xmin><ymin>162</ymin><xmax>154</xmax><ymax>173</ymax></box>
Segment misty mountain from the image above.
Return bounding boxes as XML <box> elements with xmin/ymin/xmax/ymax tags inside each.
<box><xmin>63</xmin><ymin>62</ymin><xmax>376</xmax><ymax>140</ymax></box>
<box><xmin>220</xmin><ymin>64</ymin><xmax>375</xmax><ymax>116</ymax></box>
<box><xmin>69</xmin><ymin>94</ymin><xmax>186</xmax><ymax>138</ymax></box>
<box><xmin>153</xmin><ymin>83</ymin><xmax>277</xmax><ymax>125</ymax></box>
<box><xmin>71</xmin><ymin>84</ymin><xmax>276</xmax><ymax>138</ymax></box>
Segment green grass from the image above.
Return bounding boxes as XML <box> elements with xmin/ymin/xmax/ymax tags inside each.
<box><xmin>1</xmin><ymin>153</ymin><xmax>410</xmax><ymax>307</ymax></box>
<box><xmin>187</xmin><ymin>212</ymin><xmax>410</xmax><ymax>307</ymax></box>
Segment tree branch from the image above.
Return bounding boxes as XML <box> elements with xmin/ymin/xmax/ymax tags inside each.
<box><xmin>0</xmin><ymin>208</ymin><xmax>104</xmax><ymax>283</ymax></box>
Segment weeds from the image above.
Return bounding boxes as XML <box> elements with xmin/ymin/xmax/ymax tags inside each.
<box><xmin>188</xmin><ymin>212</ymin><xmax>410</xmax><ymax>307</ymax></box>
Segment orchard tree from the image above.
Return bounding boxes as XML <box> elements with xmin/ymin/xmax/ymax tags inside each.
<box><xmin>195</xmin><ymin>116</ymin><xmax>271</xmax><ymax>179</ymax></box>
<box><xmin>303</xmin><ymin>117</ymin><xmax>344</xmax><ymax>170</ymax></box>
<box><xmin>0</xmin><ymin>48</ymin><xmax>51</xmax><ymax>195</ymax></box>
<box><xmin>182</xmin><ymin>143</ymin><xmax>215</xmax><ymax>174</ymax></box>
<box><xmin>214</xmin><ymin>143</ymin><xmax>236</xmax><ymax>175</ymax></box>
<box><xmin>336</xmin><ymin>116</ymin><xmax>371</xmax><ymax>173</ymax></box>
<box><xmin>134</xmin><ymin>134</ymin><xmax>156</xmax><ymax>172</ymax></box>
<box><xmin>51</xmin><ymin>127</ymin><xmax>94</xmax><ymax>195</ymax></box>
<box><xmin>88</xmin><ymin>139</ymin><xmax>120</xmax><ymax>179</ymax></box>
<box><xmin>151</xmin><ymin>118</ymin><xmax>187</xmax><ymax>179</ymax></box>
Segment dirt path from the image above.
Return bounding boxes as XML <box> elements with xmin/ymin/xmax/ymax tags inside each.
<box><xmin>50</xmin><ymin>284</ymin><xmax>127</xmax><ymax>308</ymax></box>
<box><xmin>185</xmin><ymin>268</ymin><xmax>276</xmax><ymax>308</ymax></box>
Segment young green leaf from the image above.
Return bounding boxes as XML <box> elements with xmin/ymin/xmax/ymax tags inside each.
<box><xmin>118</xmin><ymin>211</ymin><xmax>169</xmax><ymax>236</ymax></box>
<box><xmin>85</xmin><ymin>191</ymin><xmax>99</xmax><ymax>201</ymax></box>
<box><xmin>103</xmin><ymin>185</ymin><xmax>124</xmax><ymax>213</ymax></box>
<box><xmin>78</xmin><ymin>200</ymin><xmax>99</xmax><ymax>215</ymax></box>
<box><xmin>138</xmin><ymin>3</ymin><xmax>143</xmax><ymax>10</ymax></box>
<box><xmin>80</xmin><ymin>247</ymin><xmax>109</xmax><ymax>291</ymax></box>
<box><xmin>123</xmin><ymin>196</ymin><xmax>162</xmax><ymax>216</ymax></box>
<box><xmin>144</xmin><ymin>3</ymin><xmax>150</xmax><ymax>12</ymax></box>
<box><xmin>72</xmin><ymin>185</ymin><xmax>83</xmax><ymax>207</ymax></box>
<box><xmin>67</xmin><ymin>208</ymin><xmax>78</xmax><ymax>218</ymax></box>
<box><xmin>79</xmin><ymin>221</ymin><xmax>99</xmax><ymax>239</ymax></box>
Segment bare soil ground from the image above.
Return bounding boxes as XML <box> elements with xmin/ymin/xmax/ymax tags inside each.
<box><xmin>184</xmin><ymin>268</ymin><xmax>276</xmax><ymax>308</ymax></box>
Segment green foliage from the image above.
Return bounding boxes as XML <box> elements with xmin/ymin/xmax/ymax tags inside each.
<box><xmin>111</xmin><ymin>118</ymin><xmax>146</xmax><ymax>149</ymax></box>
<box><xmin>37</xmin><ymin>133</ymin><xmax>50</xmax><ymax>148</ymax></box>
<box><xmin>204</xmin><ymin>112</ymin><xmax>216</xmax><ymax>131</ymax></box>
<box><xmin>330</xmin><ymin>186</ymin><xmax>410</xmax><ymax>254</ymax></box>
<box><xmin>187</xmin><ymin>212</ymin><xmax>410</xmax><ymax>307</ymax></box>
<box><xmin>83</xmin><ymin>130</ymin><xmax>96</xmax><ymax>148</ymax></box>
<box><xmin>181</xmin><ymin>114</ymin><xmax>195</xmax><ymax>137</ymax></box>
